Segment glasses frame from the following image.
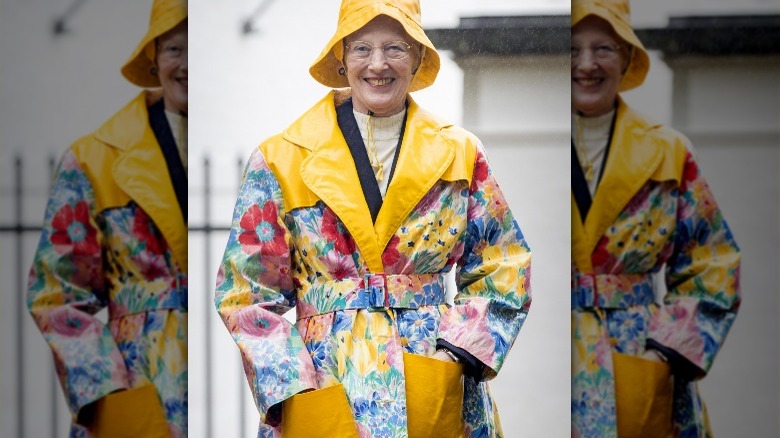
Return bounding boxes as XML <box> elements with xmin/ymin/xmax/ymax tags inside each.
<box><xmin>344</xmin><ymin>40</ymin><xmax>413</xmax><ymax>61</ymax></box>
<box><xmin>571</xmin><ymin>43</ymin><xmax>623</xmax><ymax>62</ymax></box>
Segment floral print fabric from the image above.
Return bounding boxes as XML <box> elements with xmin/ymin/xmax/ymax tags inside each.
<box><xmin>27</xmin><ymin>147</ymin><xmax>187</xmax><ymax>436</ymax></box>
<box><xmin>216</xmin><ymin>115</ymin><xmax>531</xmax><ymax>438</ymax></box>
<box><xmin>571</xmin><ymin>105</ymin><xmax>740</xmax><ymax>438</ymax></box>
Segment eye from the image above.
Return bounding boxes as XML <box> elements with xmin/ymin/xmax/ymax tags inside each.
<box><xmin>351</xmin><ymin>43</ymin><xmax>372</xmax><ymax>54</ymax></box>
<box><xmin>571</xmin><ymin>46</ymin><xmax>581</xmax><ymax>57</ymax></box>
<box><xmin>595</xmin><ymin>44</ymin><xmax>616</xmax><ymax>54</ymax></box>
<box><xmin>163</xmin><ymin>45</ymin><xmax>183</xmax><ymax>55</ymax></box>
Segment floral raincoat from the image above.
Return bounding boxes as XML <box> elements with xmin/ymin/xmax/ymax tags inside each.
<box><xmin>215</xmin><ymin>90</ymin><xmax>531</xmax><ymax>438</ymax></box>
<box><xmin>571</xmin><ymin>99</ymin><xmax>741</xmax><ymax>437</ymax></box>
<box><xmin>27</xmin><ymin>90</ymin><xmax>188</xmax><ymax>437</ymax></box>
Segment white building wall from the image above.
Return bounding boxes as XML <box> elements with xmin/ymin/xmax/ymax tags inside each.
<box><xmin>667</xmin><ymin>54</ymin><xmax>780</xmax><ymax>437</ymax></box>
<box><xmin>456</xmin><ymin>53</ymin><xmax>571</xmax><ymax>437</ymax></box>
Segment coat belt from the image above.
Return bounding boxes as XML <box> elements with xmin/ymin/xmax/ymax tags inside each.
<box><xmin>296</xmin><ymin>273</ymin><xmax>447</xmax><ymax>319</ymax></box>
<box><xmin>571</xmin><ymin>272</ymin><xmax>655</xmax><ymax>309</ymax></box>
<box><xmin>108</xmin><ymin>273</ymin><xmax>188</xmax><ymax>319</ymax></box>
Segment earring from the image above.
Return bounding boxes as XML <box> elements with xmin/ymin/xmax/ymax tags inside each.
<box><xmin>150</xmin><ymin>66</ymin><xmax>158</xmax><ymax>76</ymax></box>
<box><xmin>338</xmin><ymin>67</ymin><xmax>345</xmax><ymax>76</ymax></box>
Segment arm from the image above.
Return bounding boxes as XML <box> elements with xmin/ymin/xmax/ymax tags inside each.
<box><xmin>26</xmin><ymin>149</ymin><xmax>130</xmax><ymax>423</ymax></box>
<box><xmin>647</xmin><ymin>151</ymin><xmax>741</xmax><ymax>380</ymax></box>
<box><xmin>437</xmin><ymin>142</ymin><xmax>532</xmax><ymax>380</ymax></box>
<box><xmin>215</xmin><ymin>147</ymin><xmax>316</xmax><ymax>426</ymax></box>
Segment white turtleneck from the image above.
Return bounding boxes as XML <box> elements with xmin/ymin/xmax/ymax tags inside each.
<box><xmin>353</xmin><ymin>108</ymin><xmax>406</xmax><ymax>198</ymax></box>
<box><xmin>572</xmin><ymin>108</ymin><xmax>615</xmax><ymax>196</ymax></box>
<box><xmin>165</xmin><ymin>110</ymin><xmax>188</xmax><ymax>173</ymax></box>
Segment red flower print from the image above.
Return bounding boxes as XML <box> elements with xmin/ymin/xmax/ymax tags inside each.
<box><xmin>471</xmin><ymin>155</ymin><xmax>489</xmax><ymax>186</ymax></box>
<box><xmin>323</xmin><ymin>252</ymin><xmax>358</xmax><ymax>280</ymax></box>
<box><xmin>592</xmin><ymin>236</ymin><xmax>610</xmax><ymax>267</ymax></box>
<box><xmin>382</xmin><ymin>235</ymin><xmax>401</xmax><ymax>266</ymax></box>
<box><xmin>238</xmin><ymin>202</ymin><xmax>288</xmax><ymax>256</ymax></box>
<box><xmin>49</xmin><ymin>201</ymin><xmax>99</xmax><ymax>256</ymax></box>
<box><xmin>321</xmin><ymin>209</ymin><xmax>355</xmax><ymax>255</ymax></box>
<box><xmin>682</xmin><ymin>155</ymin><xmax>699</xmax><ymax>186</ymax></box>
<box><xmin>133</xmin><ymin>209</ymin><xmax>165</xmax><ymax>255</ymax></box>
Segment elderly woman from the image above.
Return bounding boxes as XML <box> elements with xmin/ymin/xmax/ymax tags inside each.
<box><xmin>570</xmin><ymin>0</ymin><xmax>741</xmax><ymax>437</ymax></box>
<box><xmin>27</xmin><ymin>0</ymin><xmax>187</xmax><ymax>436</ymax></box>
<box><xmin>215</xmin><ymin>0</ymin><xmax>531</xmax><ymax>437</ymax></box>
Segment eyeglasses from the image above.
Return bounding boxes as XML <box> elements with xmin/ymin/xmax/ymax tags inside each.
<box><xmin>571</xmin><ymin>44</ymin><xmax>622</xmax><ymax>62</ymax></box>
<box><xmin>345</xmin><ymin>41</ymin><xmax>412</xmax><ymax>60</ymax></box>
<box><xmin>157</xmin><ymin>42</ymin><xmax>187</xmax><ymax>61</ymax></box>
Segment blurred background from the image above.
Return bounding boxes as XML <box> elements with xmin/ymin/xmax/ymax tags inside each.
<box><xmin>1</xmin><ymin>0</ymin><xmax>778</xmax><ymax>437</ymax></box>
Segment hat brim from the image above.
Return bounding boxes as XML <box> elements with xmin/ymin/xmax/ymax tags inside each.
<box><xmin>573</xmin><ymin>4</ymin><xmax>650</xmax><ymax>92</ymax></box>
<box><xmin>121</xmin><ymin>1</ymin><xmax>187</xmax><ymax>88</ymax></box>
<box><xmin>310</xmin><ymin>4</ymin><xmax>440</xmax><ymax>92</ymax></box>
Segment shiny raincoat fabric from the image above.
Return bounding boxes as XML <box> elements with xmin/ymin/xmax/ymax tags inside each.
<box><xmin>571</xmin><ymin>99</ymin><xmax>740</xmax><ymax>437</ymax></box>
<box><xmin>27</xmin><ymin>90</ymin><xmax>188</xmax><ymax>438</ymax></box>
<box><xmin>215</xmin><ymin>90</ymin><xmax>531</xmax><ymax>438</ymax></box>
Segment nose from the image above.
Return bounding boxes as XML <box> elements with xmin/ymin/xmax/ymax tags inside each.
<box><xmin>367</xmin><ymin>48</ymin><xmax>388</xmax><ymax>72</ymax></box>
<box><xmin>574</xmin><ymin>48</ymin><xmax>597</xmax><ymax>72</ymax></box>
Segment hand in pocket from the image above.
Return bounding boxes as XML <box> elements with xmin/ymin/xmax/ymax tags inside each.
<box><xmin>281</xmin><ymin>384</ymin><xmax>359</xmax><ymax>438</ymax></box>
<box><xmin>91</xmin><ymin>384</ymin><xmax>170</xmax><ymax>438</ymax></box>
<box><xmin>404</xmin><ymin>352</ymin><xmax>465</xmax><ymax>438</ymax></box>
<box><xmin>613</xmin><ymin>352</ymin><xmax>674</xmax><ymax>438</ymax></box>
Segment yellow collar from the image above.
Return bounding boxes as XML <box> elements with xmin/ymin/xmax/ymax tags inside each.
<box><xmin>94</xmin><ymin>90</ymin><xmax>188</xmax><ymax>272</ymax></box>
<box><xmin>283</xmin><ymin>90</ymin><xmax>474</xmax><ymax>272</ymax></box>
<box><xmin>572</xmin><ymin>98</ymin><xmax>686</xmax><ymax>272</ymax></box>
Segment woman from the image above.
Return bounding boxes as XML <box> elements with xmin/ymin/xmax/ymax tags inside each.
<box><xmin>215</xmin><ymin>0</ymin><xmax>531</xmax><ymax>437</ymax></box>
<box><xmin>27</xmin><ymin>0</ymin><xmax>187</xmax><ymax>436</ymax></box>
<box><xmin>570</xmin><ymin>1</ymin><xmax>741</xmax><ymax>437</ymax></box>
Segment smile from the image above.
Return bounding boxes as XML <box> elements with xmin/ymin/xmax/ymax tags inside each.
<box><xmin>574</xmin><ymin>78</ymin><xmax>602</xmax><ymax>87</ymax></box>
<box><xmin>365</xmin><ymin>78</ymin><xmax>393</xmax><ymax>86</ymax></box>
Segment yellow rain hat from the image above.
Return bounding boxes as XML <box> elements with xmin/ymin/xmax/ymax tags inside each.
<box><xmin>121</xmin><ymin>0</ymin><xmax>187</xmax><ymax>88</ymax></box>
<box><xmin>572</xmin><ymin>0</ymin><xmax>650</xmax><ymax>92</ymax></box>
<box><xmin>310</xmin><ymin>0</ymin><xmax>440</xmax><ymax>92</ymax></box>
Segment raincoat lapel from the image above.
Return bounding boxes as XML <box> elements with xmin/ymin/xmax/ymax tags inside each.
<box><xmin>288</xmin><ymin>92</ymin><xmax>383</xmax><ymax>272</ymax></box>
<box><xmin>97</xmin><ymin>91</ymin><xmax>188</xmax><ymax>272</ymax></box>
<box><xmin>375</xmin><ymin>97</ymin><xmax>454</xmax><ymax>254</ymax></box>
<box><xmin>577</xmin><ymin>99</ymin><xmax>664</xmax><ymax>270</ymax></box>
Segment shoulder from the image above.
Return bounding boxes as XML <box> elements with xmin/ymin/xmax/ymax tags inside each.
<box><xmin>620</xmin><ymin>102</ymin><xmax>690</xmax><ymax>156</ymax></box>
<box><xmin>409</xmin><ymin>102</ymin><xmax>480</xmax><ymax>183</ymax></box>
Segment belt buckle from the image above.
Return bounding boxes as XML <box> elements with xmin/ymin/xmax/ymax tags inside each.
<box><xmin>364</xmin><ymin>273</ymin><xmax>388</xmax><ymax>311</ymax></box>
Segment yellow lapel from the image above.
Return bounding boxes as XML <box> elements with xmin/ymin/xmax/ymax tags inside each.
<box><xmin>571</xmin><ymin>193</ymin><xmax>591</xmax><ymax>272</ymax></box>
<box><xmin>287</xmin><ymin>91</ymin><xmax>383</xmax><ymax>272</ymax></box>
<box><xmin>374</xmin><ymin>97</ymin><xmax>455</xmax><ymax>255</ymax></box>
<box><xmin>577</xmin><ymin>99</ymin><xmax>664</xmax><ymax>268</ymax></box>
<box><xmin>96</xmin><ymin>91</ymin><xmax>188</xmax><ymax>272</ymax></box>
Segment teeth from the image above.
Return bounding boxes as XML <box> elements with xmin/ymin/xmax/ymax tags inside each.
<box><xmin>577</xmin><ymin>78</ymin><xmax>601</xmax><ymax>86</ymax></box>
<box><xmin>367</xmin><ymin>78</ymin><xmax>391</xmax><ymax>86</ymax></box>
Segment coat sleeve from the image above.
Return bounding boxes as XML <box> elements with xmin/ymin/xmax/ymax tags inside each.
<box><xmin>215</xmin><ymin>147</ymin><xmax>317</xmax><ymax>426</ymax></box>
<box><xmin>26</xmin><ymin>149</ymin><xmax>130</xmax><ymax>420</ymax></box>
<box><xmin>647</xmin><ymin>150</ymin><xmax>741</xmax><ymax>380</ymax></box>
<box><xmin>437</xmin><ymin>141</ymin><xmax>532</xmax><ymax>380</ymax></box>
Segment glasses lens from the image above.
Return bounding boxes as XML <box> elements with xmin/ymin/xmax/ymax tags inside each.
<box><xmin>347</xmin><ymin>42</ymin><xmax>373</xmax><ymax>59</ymax></box>
<box><xmin>383</xmin><ymin>42</ymin><xmax>409</xmax><ymax>60</ymax></box>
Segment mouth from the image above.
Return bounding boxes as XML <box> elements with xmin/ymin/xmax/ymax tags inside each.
<box><xmin>364</xmin><ymin>78</ymin><xmax>394</xmax><ymax>87</ymax></box>
<box><xmin>574</xmin><ymin>77</ymin><xmax>603</xmax><ymax>87</ymax></box>
<box><xmin>176</xmin><ymin>77</ymin><xmax>188</xmax><ymax>87</ymax></box>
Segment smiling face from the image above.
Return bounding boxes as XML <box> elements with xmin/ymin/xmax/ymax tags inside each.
<box><xmin>571</xmin><ymin>16</ymin><xmax>630</xmax><ymax>117</ymax></box>
<box><xmin>156</xmin><ymin>20</ymin><xmax>188</xmax><ymax>115</ymax></box>
<box><xmin>343</xmin><ymin>15</ymin><xmax>419</xmax><ymax>116</ymax></box>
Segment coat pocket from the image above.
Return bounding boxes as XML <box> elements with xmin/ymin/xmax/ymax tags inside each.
<box><xmin>92</xmin><ymin>384</ymin><xmax>170</xmax><ymax>438</ymax></box>
<box><xmin>281</xmin><ymin>384</ymin><xmax>359</xmax><ymax>438</ymax></box>
<box><xmin>613</xmin><ymin>352</ymin><xmax>674</xmax><ymax>438</ymax></box>
<box><xmin>404</xmin><ymin>352</ymin><xmax>465</xmax><ymax>438</ymax></box>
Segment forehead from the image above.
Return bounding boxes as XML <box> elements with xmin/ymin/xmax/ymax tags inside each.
<box><xmin>346</xmin><ymin>15</ymin><xmax>411</xmax><ymax>42</ymax></box>
<box><xmin>158</xmin><ymin>21</ymin><xmax>187</xmax><ymax>44</ymax></box>
<box><xmin>572</xmin><ymin>16</ymin><xmax>620</xmax><ymax>44</ymax></box>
